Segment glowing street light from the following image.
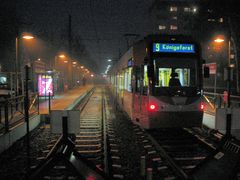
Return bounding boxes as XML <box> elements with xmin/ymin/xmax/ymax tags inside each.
<box><xmin>58</xmin><ymin>54</ymin><xmax>66</xmax><ymax>58</ymax></box>
<box><xmin>108</xmin><ymin>59</ymin><xmax>112</xmax><ymax>62</ymax></box>
<box><xmin>22</xmin><ymin>35</ymin><xmax>34</xmax><ymax>40</ymax></box>
<box><xmin>214</xmin><ymin>38</ymin><xmax>225</xmax><ymax>43</ymax></box>
<box><xmin>15</xmin><ymin>33</ymin><xmax>35</xmax><ymax>95</ymax></box>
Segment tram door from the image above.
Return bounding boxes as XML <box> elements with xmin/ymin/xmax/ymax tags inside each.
<box><xmin>139</xmin><ymin>65</ymin><xmax>149</xmax><ymax>126</ymax></box>
<box><xmin>133</xmin><ymin>67</ymin><xmax>141</xmax><ymax>122</ymax></box>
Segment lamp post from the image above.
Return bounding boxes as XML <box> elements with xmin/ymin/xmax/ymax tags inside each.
<box><xmin>214</xmin><ymin>36</ymin><xmax>234</xmax><ymax>137</ymax></box>
<box><xmin>15</xmin><ymin>34</ymin><xmax>34</xmax><ymax>96</ymax></box>
<box><xmin>54</xmin><ymin>54</ymin><xmax>66</xmax><ymax>69</ymax></box>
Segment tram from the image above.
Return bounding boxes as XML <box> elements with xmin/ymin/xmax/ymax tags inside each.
<box><xmin>109</xmin><ymin>34</ymin><xmax>208</xmax><ymax>129</ymax></box>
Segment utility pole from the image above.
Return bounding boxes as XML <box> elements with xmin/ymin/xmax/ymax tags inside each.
<box><xmin>225</xmin><ymin>67</ymin><xmax>233</xmax><ymax>137</ymax></box>
<box><xmin>24</xmin><ymin>65</ymin><xmax>30</xmax><ymax>170</ymax></box>
<box><xmin>15</xmin><ymin>31</ymin><xmax>20</xmax><ymax>96</ymax></box>
<box><xmin>68</xmin><ymin>14</ymin><xmax>73</xmax><ymax>89</ymax></box>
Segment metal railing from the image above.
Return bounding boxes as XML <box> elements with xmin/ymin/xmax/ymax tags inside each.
<box><xmin>204</xmin><ymin>92</ymin><xmax>240</xmax><ymax>111</ymax></box>
<box><xmin>0</xmin><ymin>93</ymin><xmax>39</xmax><ymax>134</ymax></box>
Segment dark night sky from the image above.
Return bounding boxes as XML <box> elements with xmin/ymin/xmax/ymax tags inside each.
<box><xmin>16</xmin><ymin>0</ymin><xmax>155</xmax><ymax>74</ymax></box>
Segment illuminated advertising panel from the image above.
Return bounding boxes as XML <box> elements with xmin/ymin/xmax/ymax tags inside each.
<box><xmin>38</xmin><ymin>74</ymin><xmax>54</xmax><ymax>96</ymax></box>
<box><xmin>0</xmin><ymin>73</ymin><xmax>7</xmax><ymax>85</ymax></box>
<box><xmin>153</xmin><ymin>43</ymin><xmax>195</xmax><ymax>53</ymax></box>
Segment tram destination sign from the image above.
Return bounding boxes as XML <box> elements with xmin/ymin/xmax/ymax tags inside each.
<box><xmin>153</xmin><ymin>43</ymin><xmax>195</xmax><ymax>53</ymax></box>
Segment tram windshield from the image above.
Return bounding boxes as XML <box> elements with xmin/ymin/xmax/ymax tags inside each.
<box><xmin>153</xmin><ymin>58</ymin><xmax>200</xmax><ymax>96</ymax></box>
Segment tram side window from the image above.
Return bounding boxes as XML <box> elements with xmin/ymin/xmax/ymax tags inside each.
<box><xmin>135</xmin><ymin>67</ymin><xmax>141</xmax><ymax>93</ymax></box>
<box><xmin>118</xmin><ymin>72</ymin><xmax>124</xmax><ymax>90</ymax></box>
<box><xmin>143</xmin><ymin>65</ymin><xmax>148</xmax><ymax>95</ymax></box>
<box><xmin>124</xmin><ymin>68</ymin><xmax>132</xmax><ymax>92</ymax></box>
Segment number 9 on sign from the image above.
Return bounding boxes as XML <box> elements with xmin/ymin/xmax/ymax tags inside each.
<box><xmin>155</xmin><ymin>43</ymin><xmax>160</xmax><ymax>52</ymax></box>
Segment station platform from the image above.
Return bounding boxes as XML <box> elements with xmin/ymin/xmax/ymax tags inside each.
<box><xmin>39</xmin><ymin>85</ymin><xmax>93</xmax><ymax>114</ymax></box>
<box><xmin>0</xmin><ymin>85</ymin><xmax>93</xmax><ymax>153</ymax></box>
<box><xmin>202</xmin><ymin>95</ymin><xmax>240</xmax><ymax>139</ymax></box>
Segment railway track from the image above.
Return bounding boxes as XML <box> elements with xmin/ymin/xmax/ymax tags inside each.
<box><xmin>75</xmin><ymin>88</ymin><xmax>106</xmax><ymax>169</ymax></box>
<box><xmin>29</xmin><ymin>87</ymin><xmax>111</xmax><ymax>179</ymax></box>
<box><xmin>130</xmin><ymin>126</ymin><xmax>217</xmax><ymax>180</ymax></box>
<box><xmin>1</xmin><ymin>86</ymin><xmax>238</xmax><ymax>179</ymax></box>
<box><xmin>148</xmin><ymin>128</ymin><xmax>215</xmax><ymax>177</ymax></box>
<box><xmin>27</xmin><ymin>86</ymin><xmax>229</xmax><ymax>179</ymax></box>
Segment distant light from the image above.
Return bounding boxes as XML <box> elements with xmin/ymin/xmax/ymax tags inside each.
<box><xmin>200</xmin><ymin>103</ymin><xmax>205</xmax><ymax>110</ymax></box>
<box><xmin>108</xmin><ymin>59</ymin><xmax>112</xmax><ymax>62</ymax></box>
<box><xmin>81</xmin><ymin>66</ymin><xmax>84</xmax><ymax>69</ymax></box>
<box><xmin>214</xmin><ymin>38</ymin><xmax>225</xmax><ymax>43</ymax></box>
<box><xmin>72</xmin><ymin>61</ymin><xmax>77</xmax><ymax>65</ymax></box>
<box><xmin>64</xmin><ymin>60</ymin><xmax>68</xmax><ymax>63</ymax></box>
<box><xmin>22</xmin><ymin>35</ymin><xmax>34</xmax><ymax>40</ymax></box>
<box><xmin>193</xmin><ymin>7</ymin><xmax>197</xmax><ymax>13</ymax></box>
<box><xmin>47</xmin><ymin>70</ymin><xmax>52</xmax><ymax>73</ymax></box>
<box><xmin>59</xmin><ymin>54</ymin><xmax>66</xmax><ymax>58</ymax></box>
<box><xmin>91</xmin><ymin>74</ymin><xmax>94</xmax><ymax>77</ymax></box>
<box><xmin>37</xmin><ymin>58</ymin><xmax>41</xmax><ymax>61</ymax></box>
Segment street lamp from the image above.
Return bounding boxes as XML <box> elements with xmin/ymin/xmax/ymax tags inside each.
<box><xmin>22</xmin><ymin>35</ymin><xmax>34</xmax><ymax>40</ymax></box>
<box><xmin>16</xmin><ymin>34</ymin><xmax>35</xmax><ymax>95</ymax></box>
<box><xmin>213</xmin><ymin>36</ymin><xmax>232</xmax><ymax>66</ymax></box>
<box><xmin>58</xmin><ymin>54</ymin><xmax>65</xmax><ymax>58</ymax></box>
<box><xmin>214</xmin><ymin>38</ymin><xmax>225</xmax><ymax>43</ymax></box>
<box><xmin>214</xmin><ymin>35</ymin><xmax>236</xmax><ymax>137</ymax></box>
<box><xmin>54</xmin><ymin>54</ymin><xmax>66</xmax><ymax>68</ymax></box>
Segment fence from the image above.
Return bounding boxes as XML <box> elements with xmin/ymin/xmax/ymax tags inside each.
<box><xmin>204</xmin><ymin>92</ymin><xmax>240</xmax><ymax>110</ymax></box>
<box><xmin>0</xmin><ymin>93</ymin><xmax>39</xmax><ymax>134</ymax></box>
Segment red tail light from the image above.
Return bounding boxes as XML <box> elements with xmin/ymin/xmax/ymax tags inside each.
<box><xmin>148</xmin><ymin>104</ymin><xmax>157</xmax><ymax>111</ymax></box>
<box><xmin>200</xmin><ymin>103</ymin><xmax>205</xmax><ymax>110</ymax></box>
<box><xmin>150</xmin><ymin>105</ymin><xmax>156</xmax><ymax>110</ymax></box>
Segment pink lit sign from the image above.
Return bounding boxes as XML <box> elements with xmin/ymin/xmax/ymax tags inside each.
<box><xmin>38</xmin><ymin>74</ymin><xmax>54</xmax><ymax>96</ymax></box>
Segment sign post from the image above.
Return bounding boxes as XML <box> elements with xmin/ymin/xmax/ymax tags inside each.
<box><xmin>204</xmin><ymin>63</ymin><xmax>217</xmax><ymax>96</ymax></box>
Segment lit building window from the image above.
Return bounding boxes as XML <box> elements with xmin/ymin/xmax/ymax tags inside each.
<box><xmin>192</xmin><ymin>7</ymin><xmax>197</xmax><ymax>13</ymax></box>
<box><xmin>184</xmin><ymin>7</ymin><xmax>197</xmax><ymax>13</ymax></box>
<box><xmin>170</xmin><ymin>6</ymin><xmax>178</xmax><ymax>12</ymax></box>
<box><xmin>184</xmin><ymin>7</ymin><xmax>191</xmax><ymax>12</ymax></box>
<box><xmin>208</xmin><ymin>19</ymin><xmax>216</xmax><ymax>22</ymax></box>
<box><xmin>207</xmin><ymin>9</ymin><xmax>213</xmax><ymax>13</ymax></box>
<box><xmin>159</xmin><ymin>25</ymin><xmax>166</xmax><ymax>30</ymax></box>
<box><xmin>170</xmin><ymin>25</ymin><xmax>178</xmax><ymax>30</ymax></box>
<box><xmin>172</xmin><ymin>16</ymin><xmax>178</xmax><ymax>20</ymax></box>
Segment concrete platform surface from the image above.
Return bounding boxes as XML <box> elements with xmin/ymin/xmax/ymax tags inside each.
<box><xmin>39</xmin><ymin>85</ymin><xmax>93</xmax><ymax>114</ymax></box>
